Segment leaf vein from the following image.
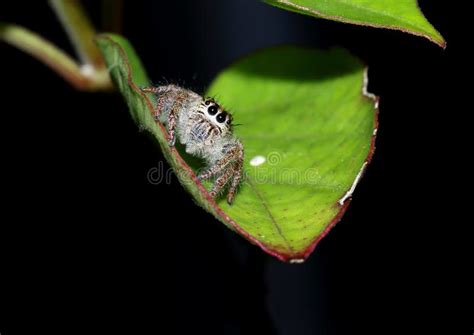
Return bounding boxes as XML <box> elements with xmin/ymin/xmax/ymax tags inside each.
<box><xmin>247</xmin><ymin>176</ymin><xmax>295</xmax><ymax>254</ymax></box>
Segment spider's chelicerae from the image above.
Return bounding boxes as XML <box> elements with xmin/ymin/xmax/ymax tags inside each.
<box><xmin>141</xmin><ymin>84</ymin><xmax>244</xmax><ymax>204</ymax></box>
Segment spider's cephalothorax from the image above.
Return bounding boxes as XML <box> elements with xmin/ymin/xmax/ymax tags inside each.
<box><xmin>141</xmin><ymin>84</ymin><xmax>244</xmax><ymax>204</ymax></box>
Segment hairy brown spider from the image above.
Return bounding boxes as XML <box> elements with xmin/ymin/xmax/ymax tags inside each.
<box><xmin>141</xmin><ymin>84</ymin><xmax>244</xmax><ymax>204</ymax></box>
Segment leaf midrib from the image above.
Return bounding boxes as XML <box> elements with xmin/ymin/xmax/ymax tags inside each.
<box><xmin>246</xmin><ymin>176</ymin><xmax>295</xmax><ymax>254</ymax></box>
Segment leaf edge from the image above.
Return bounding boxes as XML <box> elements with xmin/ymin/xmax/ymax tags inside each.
<box><xmin>263</xmin><ymin>0</ymin><xmax>446</xmax><ymax>49</ymax></box>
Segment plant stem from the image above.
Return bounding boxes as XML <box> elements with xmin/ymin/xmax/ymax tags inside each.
<box><xmin>0</xmin><ymin>23</ymin><xmax>111</xmax><ymax>91</ymax></box>
<box><xmin>49</xmin><ymin>0</ymin><xmax>105</xmax><ymax>69</ymax></box>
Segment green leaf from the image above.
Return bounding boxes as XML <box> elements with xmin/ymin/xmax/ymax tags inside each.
<box><xmin>264</xmin><ymin>0</ymin><xmax>445</xmax><ymax>48</ymax></box>
<box><xmin>96</xmin><ymin>34</ymin><xmax>378</xmax><ymax>262</ymax></box>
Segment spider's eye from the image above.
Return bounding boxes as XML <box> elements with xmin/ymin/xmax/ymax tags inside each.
<box><xmin>216</xmin><ymin>112</ymin><xmax>227</xmax><ymax>123</ymax></box>
<box><xmin>205</xmin><ymin>99</ymin><xmax>211</xmax><ymax>106</ymax></box>
<box><xmin>208</xmin><ymin>105</ymin><xmax>218</xmax><ymax>115</ymax></box>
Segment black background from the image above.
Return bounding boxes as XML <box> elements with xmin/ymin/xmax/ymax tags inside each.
<box><xmin>0</xmin><ymin>1</ymin><xmax>470</xmax><ymax>334</ymax></box>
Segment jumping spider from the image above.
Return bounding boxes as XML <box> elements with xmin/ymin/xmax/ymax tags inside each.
<box><xmin>141</xmin><ymin>84</ymin><xmax>244</xmax><ymax>204</ymax></box>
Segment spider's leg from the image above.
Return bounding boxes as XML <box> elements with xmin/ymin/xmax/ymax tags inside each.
<box><xmin>167</xmin><ymin>109</ymin><xmax>177</xmax><ymax>146</ymax></box>
<box><xmin>198</xmin><ymin>142</ymin><xmax>243</xmax><ymax>180</ymax></box>
<box><xmin>141</xmin><ymin>86</ymin><xmax>167</xmax><ymax>120</ymax></box>
<box><xmin>227</xmin><ymin>157</ymin><xmax>244</xmax><ymax>205</ymax></box>
<box><xmin>209</xmin><ymin>166</ymin><xmax>234</xmax><ymax>198</ymax></box>
<box><xmin>140</xmin><ymin>86</ymin><xmax>159</xmax><ymax>94</ymax></box>
<box><xmin>167</xmin><ymin>93</ymin><xmax>188</xmax><ymax>147</ymax></box>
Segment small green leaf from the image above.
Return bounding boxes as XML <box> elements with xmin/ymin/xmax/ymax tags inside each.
<box><xmin>264</xmin><ymin>0</ymin><xmax>445</xmax><ymax>48</ymax></box>
<box><xmin>96</xmin><ymin>34</ymin><xmax>378</xmax><ymax>262</ymax></box>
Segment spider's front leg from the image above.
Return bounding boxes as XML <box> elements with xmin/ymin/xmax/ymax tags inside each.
<box><xmin>200</xmin><ymin>141</ymin><xmax>244</xmax><ymax>204</ymax></box>
<box><xmin>226</xmin><ymin>157</ymin><xmax>244</xmax><ymax>205</ymax></box>
<box><xmin>209</xmin><ymin>166</ymin><xmax>234</xmax><ymax>199</ymax></box>
<box><xmin>198</xmin><ymin>142</ymin><xmax>244</xmax><ymax>181</ymax></box>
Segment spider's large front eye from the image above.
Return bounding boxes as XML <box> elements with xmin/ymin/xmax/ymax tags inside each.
<box><xmin>208</xmin><ymin>105</ymin><xmax>218</xmax><ymax>115</ymax></box>
<box><xmin>216</xmin><ymin>112</ymin><xmax>227</xmax><ymax>123</ymax></box>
